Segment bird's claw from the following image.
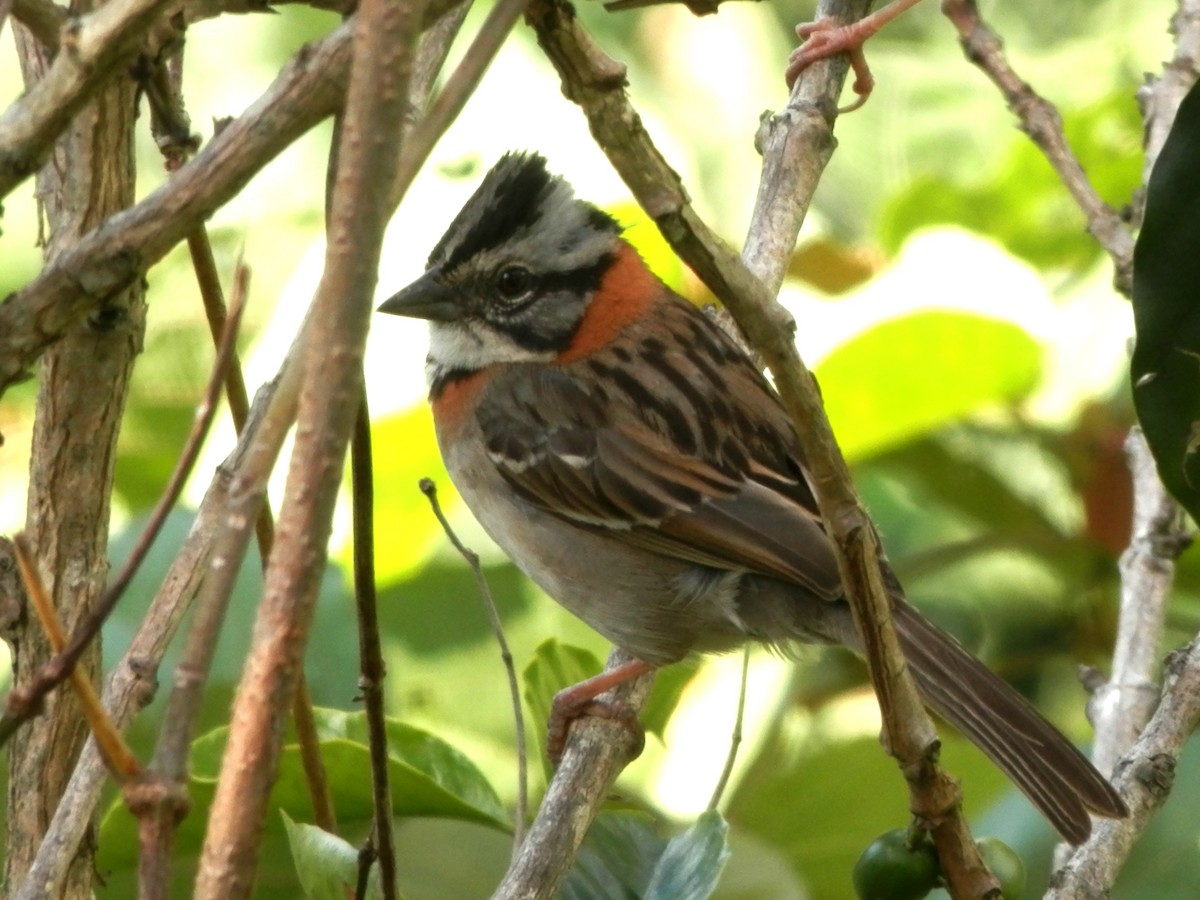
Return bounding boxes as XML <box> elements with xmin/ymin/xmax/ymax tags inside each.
<box><xmin>546</xmin><ymin>697</ymin><xmax>646</xmax><ymax>767</ymax></box>
<box><xmin>785</xmin><ymin>17</ymin><xmax>875</xmax><ymax>112</ymax></box>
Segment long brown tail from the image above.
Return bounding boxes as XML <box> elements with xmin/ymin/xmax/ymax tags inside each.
<box><xmin>891</xmin><ymin>597</ymin><xmax>1127</xmax><ymax>844</ymax></box>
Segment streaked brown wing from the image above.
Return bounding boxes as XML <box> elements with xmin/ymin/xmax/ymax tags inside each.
<box><xmin>477</xmin><ymin>356</ymin><xmax>842</xmax><ymax>602</ymax></box>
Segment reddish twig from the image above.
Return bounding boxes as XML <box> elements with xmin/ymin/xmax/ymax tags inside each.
<box><xmin>11</xmin><ymin>535</ymin><xmax>140</xmax><ymax>779</ymax></box>
<box><xmin>192</xmin><ymin>0</ymin><xmax>426</xmax><ymax>891</ymax></box>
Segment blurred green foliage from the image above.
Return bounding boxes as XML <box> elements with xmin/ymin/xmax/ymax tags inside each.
<box><xmin>2</xmin><ymin>0</ymin><xmax>1195</xmax><ymax>897</ymax></box>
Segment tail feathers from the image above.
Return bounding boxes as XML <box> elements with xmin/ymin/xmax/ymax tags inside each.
<box><xmin>892</xmin><ymin>598</ymin><xmax>1127</xmax><ymax>844</ymax></box>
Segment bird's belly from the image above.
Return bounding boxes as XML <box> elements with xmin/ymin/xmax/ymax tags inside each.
<box><xmin>441</xmin><ymin>437</ymin><xmax>747</xmax><ymax>664</ymax></box>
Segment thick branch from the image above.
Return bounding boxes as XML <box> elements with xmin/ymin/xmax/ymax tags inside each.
<box><xmin>1046</xmin><ymin>5</ymin><xmax>1200</xmax><ymax>890</ymax></box>
<box><xmin>528</xmin><ymin>0</ymin><xmax>992</xmax><ymax>895</ymax></box>
<box><xmin>0</xmin><ymin>0</ymin><xmax>176</xmax><ymax>198</ymax></box>
<box><xmin>5</xmin><ymin>13</ymin><xmax>144</xmax><ymax>894</ymax></box>
<box><xmin>1047</xmin><ymin>640</ymin><xmax>1200</xmax><ymax>898</ymax></box>
<box><xmin>192</xmin><ymin>0</ymin><xmax>424</xmax><ymax>892</ymax></box>
<box><xmin>0</xmin><ymin>18</ymin><xmax>353</xmax><ymax>398</ymax></box>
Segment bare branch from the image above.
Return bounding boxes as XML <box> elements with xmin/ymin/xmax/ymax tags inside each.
<box><xmin>491</xmin><ymin>648</ymin><xmax>654</xmax><ymax>899</ymax></box>
<box><xmin>1047</xmin><ymin>639</ymin><xmax>1200</xmax><ymax>898</ymax></box>
<box><xmin>1089</xmin><ymin>430</ymin><xmax>1187</xmax><ymax>775</ymax></box>
<box><xmin>192</xmin><ymin>0</ymin><xmax>426</xmax><ymax>891</ymax></box>
<box><xmin>940</xmin><ymin>0</ymin><xmax>1136</xmax><ymax>296</ymax></box>
<box><xmin>1046</xmin><ymin>10</ymin><xmax>1200</xmax><ymax>889</ymax></box>
<box><xmin>0</xmin><ymin>18</ymin><xmax>353</xmax><ymax>398</ymax></box>
<box><xmin>136</xmin><ymin>315</ymin><xmax>308</xmax><ymax>899</ymax></box>
<box><xmin>0</xmin><ymin>0</ymin><xmax>177</xmax><ymax>198</ymax></box>
<box><xmin>7</xmin><ymin>13</ymin><xmax>144</xmax><ymax>892</ymax></box>
<box><xmin>186</xmin><ymin>228</ymin><xmax>338</xmax><ymax>833</ymax></box>
<box><xmin>350</xmin><ymin>396</ymin><xmax>398</xmax><ymax>899</ymax></box>
<box><xmin>421</xmin><ymin>478</ymin><xmax>529</xmax><ymax>851</ymax></box>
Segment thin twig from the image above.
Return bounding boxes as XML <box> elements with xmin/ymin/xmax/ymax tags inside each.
<box><xmin>138</xmin><ymin>27</ymin><xmax>201</xmax><ymax>169</ymax></box>
<box><xmin>15</xmin><ymin>353</ymin><xmax>304</xmax><ymax>900</ymax></box>
<box><xmin>350</xmin><ymin>394</ymin><xmax>398</xmax><ymax>899</ymax></box>
<box><xmin>187</xmin><ymin>227</ymin><xmax>338</xmax><ymax>833</ymax></box>
<box><xmin>192</xmin><ymin>0</ymin><xmax>426</xmax><ymax>891</ymax></box>
<box><xmin>940</xmin><ymin>0</ymin><xmax>1136</xmax><ymax>296</ymax></box>
<box><xmin>707</xmin><ymin>648</ymin><xmax>750</xmax><ymax>811</ymax></box>
<box><xmin>0</xmin><ymin>264</ymin><xmax>248</xmax><ymax>749</ymax></box>
<box><xmin>11</xmin><ymin>535</ymin><xmax>141</xmax><ymax>779</ymax></box>
<box><xmin>492</xmin><ymin>647</ymin><xmax>653</xmax><ymax>899</ymax></box>
<box><xmin>390</xmin><ymin>0</ymin><xmax>530</xmax><ymax>207</ymax></box>
<box><xmin>420</xmin><ymin>478</ymin><xmax>528</xmax><ymax>852</ymax></box>
<box><xmin>356</xmin><ymin>831</ymin><xmax>379</xmax><ymax>900</ymax></box>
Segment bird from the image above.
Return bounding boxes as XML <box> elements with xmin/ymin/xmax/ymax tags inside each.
<box><xmin>377</xmin><ymin>151</ymin><xmax>1127</xmax><ymax>844</ymax></box>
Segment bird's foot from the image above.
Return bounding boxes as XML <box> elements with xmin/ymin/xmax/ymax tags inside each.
<box><xmin>786</xmin><ymin>17</ymin><xmax>875</xmax><ymax>111</ymax></box>
<box><xmin>545</xmin><ymin>657</ymin><xmax>655</xmax><ymax>765</ymax></box>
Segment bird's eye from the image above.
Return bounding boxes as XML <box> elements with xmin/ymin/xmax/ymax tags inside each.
<box><xmin>495</xmin><ymin>265</ymin><xmax>533</xmax><ymax>300</ymax></box>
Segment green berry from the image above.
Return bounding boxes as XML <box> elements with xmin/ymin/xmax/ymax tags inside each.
<box><xmin>852</xmin><ymin>828</ymin><xmax>939</xmax><ymax>900</ymax></box>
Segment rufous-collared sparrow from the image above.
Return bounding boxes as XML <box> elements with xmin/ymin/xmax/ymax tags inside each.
<box><xmin>378</xmin><ymin>152</ymin><xmax>1126</xmax><ymax>843</ymax></box>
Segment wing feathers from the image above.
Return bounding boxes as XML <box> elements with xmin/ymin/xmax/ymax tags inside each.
<box><xmin>477</xmin><ymin>306</ymin><xmax>840</xmax><ymax>590</ymax></box>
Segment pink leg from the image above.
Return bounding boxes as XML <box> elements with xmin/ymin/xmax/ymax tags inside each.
<box><xmin>785</xmin><ymin>0</ymin><xmax>927</xmax><ymax>110</ymax></box>
<box><xmin>546</xmin><ymin>658</ymin><xmax>657</xmax><ymax>765</ymax></box>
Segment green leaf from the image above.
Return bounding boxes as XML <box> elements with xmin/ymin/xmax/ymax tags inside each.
<box><xmin>96</xmin><ymin>710</ymin><xmax>508</xmax><ymax>878</ymax></box>
<box><xmin>878</xmin><ymin>92</ymin><xmax>1142</xmax><ymax>272</ymax></box>
<box><xmin>281</xmin><ymin>810</ymin><xmax>383</xmax><ymax>900</ymax></box>
<box><xmin>1131</xmin><ymin>77</ymin><xmax>1200</xmax><ymax>523</ymax></box>
<box><xmin>562</xmin><ymin>810</ymin><xmax>667</xmax><ymax>900</ymax></box>
<box><xmin>817</xmin><ymin>311</ymin><xmax>1041</xmax><ymax>460</ymax></box>
<box><xmin>645</xmin><ymin>810</ymin><xmax>731</xmax><ymax>900</ymax></box>
<box><xmin>523</xmin><ymin>639</ymin><xmax>603</xmax><ymax>765</ymax></box>
<box><xmin>560</xmin><ymin>810</ymin><xmax>730</xmax><ymax>900</ymax></box>
<box><xmin>522</xmin><ymin>640</ymin><xmax>698</xmax><ymax>762</ymax></box>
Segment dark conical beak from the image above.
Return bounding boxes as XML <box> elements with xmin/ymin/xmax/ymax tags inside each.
<box><xmin>377</xmin><ymin>269</ymin><xmax>461</xmax><ymax>322</ymax></box>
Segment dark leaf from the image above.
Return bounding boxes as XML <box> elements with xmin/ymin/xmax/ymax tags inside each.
<box><xmin>1132</xmin><ymin>78</ymin><xmax>1200</xmax><ymax>521</ymax></box>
